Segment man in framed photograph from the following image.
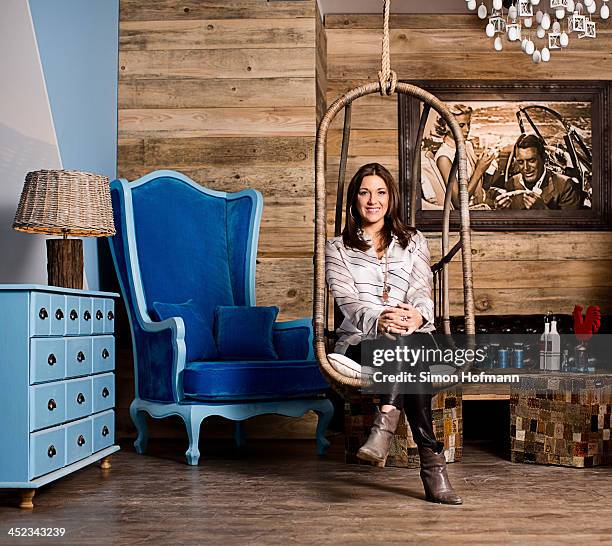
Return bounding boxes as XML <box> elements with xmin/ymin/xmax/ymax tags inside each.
<box><xmin>496</xmin><ymin>134</ymin><xmax>582</xmax><ymax>210</ymax></box>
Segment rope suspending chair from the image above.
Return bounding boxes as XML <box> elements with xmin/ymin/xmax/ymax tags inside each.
<box><xmin>314</xmin><ymin>0</ymin><xmax>476</xmax><ymax>391</ymax></box>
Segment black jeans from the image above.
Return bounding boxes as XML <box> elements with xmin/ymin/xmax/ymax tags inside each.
<box><xmin>346</xmin><ymin>333</ymin><xmax>440</xmax><ymax>451</ymax></box>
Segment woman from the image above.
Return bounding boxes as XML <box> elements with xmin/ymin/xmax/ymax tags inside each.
<box><xmin>434</xmin><ymin>104</ymin><xmax>497</xmax><ymax>209</ymax></box>
<box><xmin>325</xmin><ymin>163</ymin><xmax>462</xmax><ymax>505</ymax></box>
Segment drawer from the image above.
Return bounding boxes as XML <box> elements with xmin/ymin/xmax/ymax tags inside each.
<box><xmin>50</xmin><ymin>294</ymin><xmax>66</xmax><ymax>336</ymax></box>
<box><xmin>92</xmin><ymin>373</ymin><xmax>115</xmax><ymax>413</ymax></box>
<box><xmin>65</xmin><ymin>418</ymin><xmax>93</xmax><ymax>465</ymax></box>
<box><xmin>92</xmin><ymin>298</ymin><xmax>106</xmax><ymax>335</ymax></box>
<box><xmin>92</xmin><ymin>410</ymin><xmax>114</xmax><ymax>453</ymax></box>
<box><xmin>65</xmin><ymin>337</ymin><xmax>93</xmax><ymax>377</ymax></box>
<box><xmin>30</xmin><ymin>382</ymin><xmax>66</xmax><ymax>431</ymax></box>
<box><xmin>79</xmin><ymin>297</ymin><xmax>94</xmax><ymax>335</ymax></box>
<box><xmin>30</xmin><ymin>426</ymin><xmax>65</xmax><ymax>479</ymax></box>
<box><xmin>65</xmin><ymin>295</ymin><xmax>81</xmax><ymax>336</ymax></box>
<box><xmin>104</xmin><ymin>298</ymin><xmax>115</xmax><ymax>334</ymax></box>
<box><xmin>30</xmin><ymin>292</ymin><xmax>51</xmax><ymax>336</ymax></box>
<box><xmin>92</xmin><ymin>336</ymin><xmax>115</xmax><ymax>374</ymax></box>
<box><xmin>65</xmin><ymin>377</ymin><xmax>92</xmax><ymax>422</ymax></box>
<box><xmin>30</xmin><ymin>338</ymin><xmax>66</xmax><ymax>384</ymax></box>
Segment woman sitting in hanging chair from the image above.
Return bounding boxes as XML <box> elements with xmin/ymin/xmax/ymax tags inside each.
<box><xmin>325</xmin><ymin>163</ymin><xmax>462</xmax><ymax>505</ymax></box>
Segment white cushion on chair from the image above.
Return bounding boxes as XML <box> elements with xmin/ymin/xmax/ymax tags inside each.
<box><xmin>327</xmin><ymin>354</ymin><xmax>459</xmax><ymax>384</ymax></box>
<box><xmin>327</xmin><ymin>353</ymin><xmax>374</xmax><ymax>380</ymax></box>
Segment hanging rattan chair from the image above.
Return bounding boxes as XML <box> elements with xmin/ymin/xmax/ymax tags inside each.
<box><xmin>313</xmin><ymin>0</ymin><xmax>476</xmax><ymax>391</ymax></box>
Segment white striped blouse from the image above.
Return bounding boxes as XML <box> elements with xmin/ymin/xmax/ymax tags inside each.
<box><xmin>325</xmin><ymin>230</ymin><xmax>435</xmax><ymax>354</ymax></box>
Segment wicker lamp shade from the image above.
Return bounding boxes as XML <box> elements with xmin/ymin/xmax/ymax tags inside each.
<box><xmin>13</xmin><ymin>170</ymin><xmax>115</xmax><ymax>237</ymax></box>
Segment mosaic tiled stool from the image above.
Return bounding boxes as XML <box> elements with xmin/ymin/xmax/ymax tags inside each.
<box><xmin>510</xmin><ymin>375</ymin><xmax>612</xmax><ymax>468</ymax></box>
<box><xmin>344</xmin><ymin>389</ymin><xmax>462</xmax><ymax>468</ymax></box>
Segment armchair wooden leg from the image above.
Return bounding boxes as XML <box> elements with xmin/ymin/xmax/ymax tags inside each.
<box><xmin>130</xmin><ymin>400</ymin><xmax>148</xmax><ymax>455</ymax></box>
<box><xmin>234</xmin><ymin>421</ymin><xmax>246</xmax><ymax>448</ymax></box>
<box><xmin>314</xmin><ymin>399</ymin><xmax>334</xmax><ymax>456</ymax></box>
<box><xmin>19</xmin><ymin>489</ymin><xmax>35</xmax><ymax>509</ymax></box>
<box><xmin>184</xmin><ymin>412</ymin><xmax>202</xmax><ymax>466</ymax></box>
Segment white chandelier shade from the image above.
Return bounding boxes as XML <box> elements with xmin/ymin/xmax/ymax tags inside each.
<box><xmin>466</xmin><ymin>0</ymin><xmax>609</xmax><ymax>63</ymax></box>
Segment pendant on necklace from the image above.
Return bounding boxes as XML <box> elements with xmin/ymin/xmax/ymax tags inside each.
<box><xmin>382</xmin><ymin>286</ymin><xmax>389</xmax><ymax>303</ymax></box>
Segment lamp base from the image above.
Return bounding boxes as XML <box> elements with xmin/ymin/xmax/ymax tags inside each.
<box><xmin>46</xmin><ymin>239</ymin><xmax>83</xmax><ymax>289</ymax></box>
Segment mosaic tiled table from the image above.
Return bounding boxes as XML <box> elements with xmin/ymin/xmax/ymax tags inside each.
<box><xmin>510</xmin><ymin>374</ymin><xmax>612</xmax><ymax>468</ymax></box>
<box><xmin>344</xmin><ymin>389</ymin><xmax>462</xmax><ymax>468</ymax></box>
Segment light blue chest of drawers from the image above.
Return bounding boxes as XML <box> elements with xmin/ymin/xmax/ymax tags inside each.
<box><xmin>0</xmin><ymin>285</ymin><xmax>120</xmax><ymax>508</ymax></box>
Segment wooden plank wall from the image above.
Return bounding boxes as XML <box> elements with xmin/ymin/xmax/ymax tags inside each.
<box><xmin>116</xmin><ymin>0</ymin><xmax>321</xmax><ymax>439</ymax></box>
<box><xmin>118</xmin><ymin>0</ymin><xmax>319</xmax><ymax>320</ymax></box>
<box><xmin>325</xmin><ymin>14</ymin><xmax>612</xmax><ymax>316</ymax></box>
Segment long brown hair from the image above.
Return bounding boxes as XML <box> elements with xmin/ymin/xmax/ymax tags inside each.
<box><xmin>342</xmin><ymin>163</ymin><xmax>415</xmax><ymax>252</ymax></box>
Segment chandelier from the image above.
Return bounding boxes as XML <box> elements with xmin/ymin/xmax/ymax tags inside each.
<box><xmin>466</xmin><ymin>0</ymin><xmax>610</xmax><ymax>63</ymax></box>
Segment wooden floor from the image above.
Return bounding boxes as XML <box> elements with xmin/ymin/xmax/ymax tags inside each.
<box><xmin>1</xmin><ymin>437</ymin><xmax>611</xmax><ymax>545</ymax></box>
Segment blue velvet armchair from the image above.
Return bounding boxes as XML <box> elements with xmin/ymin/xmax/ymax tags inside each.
<box><xmin>108</xmin><ymin>170</ymin><xmax>332</xmax><ymax>465</ymax></box>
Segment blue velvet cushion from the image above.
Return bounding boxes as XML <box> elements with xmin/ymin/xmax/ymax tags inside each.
<box><xmin>214</xmin><ymin>306</ymin><xmax>279</xmax><ymax>360</ymax></box>
<box><xmin>152</xmin><ymin>299</ymin><xmax>217</xmax><ymax>361</ymax></box>
<box><xmin>183</xmin><ymin>360</ymin><xmax>329</xmax><ymax>400</ymax></box>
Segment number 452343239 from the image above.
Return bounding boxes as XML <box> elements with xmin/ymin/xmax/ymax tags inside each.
<box><xmin>8</xmin><ymin>528</ymin><xmax>66</xmax><ymax>537</ymax></box>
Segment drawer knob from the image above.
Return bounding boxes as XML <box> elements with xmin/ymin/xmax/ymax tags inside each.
<box><xmin>48</xmin><ymin>353</ymin><xmax>56</xmax><ymax>366</ymax></box>
<box><xmin>77</xmin><ymin>435</ymin><xmax>86</xmax><ymax>447</ymax></box>
<box><xmin>55</xmin><ymin>309</ymin><xmax>64</xmax><ymax>320</ymax></box>
<box><xmin>76</xmin><ymin>392</ymin><xmax>86</xmax><ymax>404</ymax></box>
<box><xmin>102</xmin><ymin>425</ymin><xmax>109</xmax><ymax>437</ymax></box>
<box><xmin>70</xmin><ymin>309</ymin><xmax>78</xmax><ymax>320</ymax></box>
<box><xmin>47</xmin><ymin>398</ymin><xmax>57</xmax><ymax>411</ymax></box>
<box><xmin>96</xmin><ymin>309</ymin><xmax>104</xmax><ymax>320</ymax></box>
<box><xmin>47</xmin><ymin>445</ymin><xmax>57</xmax><ymax>458</ymax></box>
<box><xmin>84</xmin><ymin>310</ymin><xmax>91</xmax><ymax>321</ymax></box>
<box><xmin>77</xmin><ymin>351</ymin><xmax>86</xmax><ymax>363</ymax></box>
<box><xmin>102</xmin><ymin>387</ymin><xmax>110</xmax><ymax>398</ymax></box>
<box><xmin>102</xmin><ymin>348</ymin><xmax>110</xmax><ymax>359</ymax></box>
<box><xmin>107</xmin><ymin>310</ymin><xmax>114</xmax><ymax>321</ymax></box>
<box><xmin>39</xmin><ymin>307</ymin><xmax>48</xmax><ymax>320</ymax></box>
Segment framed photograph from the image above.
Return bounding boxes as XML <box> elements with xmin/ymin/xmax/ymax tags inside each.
<box><xmin>399</xmin><ymin>81</ymin><xmax>612</xmax><ymax>230</ymax></box>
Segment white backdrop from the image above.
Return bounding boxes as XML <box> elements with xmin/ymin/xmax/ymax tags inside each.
<box><xmin>0</xmin><ymin>0</ymin><xmax>60</xmax><ymax>284</ymax></box>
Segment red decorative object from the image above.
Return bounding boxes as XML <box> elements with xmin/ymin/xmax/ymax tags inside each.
<box><xmin>572</xmin><ymin>305</ymin><xmax>601</xmax><ymax>343</ymax></box>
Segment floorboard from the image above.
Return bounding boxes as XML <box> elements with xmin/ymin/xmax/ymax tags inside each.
<box><xmin>0</xmin><ymin>438</ymin><xmax>610</xmax><ymax>545</ymax></box>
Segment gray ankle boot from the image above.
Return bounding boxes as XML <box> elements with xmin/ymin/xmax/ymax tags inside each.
<box><xmin>418</xmin><ymin>444</ymin><xmax>463</xmax><ymax>505</ymax></box>
<box><xmin>356</xmin><ymin>408</ymin><xmax>401</xmax><ymax>465</ymax></box>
